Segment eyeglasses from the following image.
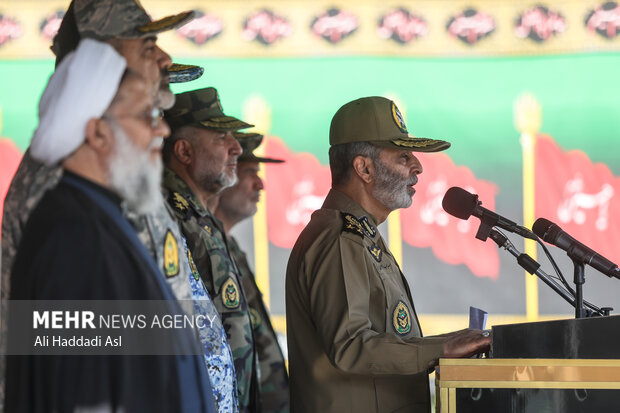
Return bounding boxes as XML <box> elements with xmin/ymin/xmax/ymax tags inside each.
<box><xmin>104</xmin><ymin>108</ymin><xmax>163</xmax><ymax>129</ymax></box>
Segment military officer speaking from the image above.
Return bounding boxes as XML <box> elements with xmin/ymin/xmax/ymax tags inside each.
<box><xmin>285</xmin><ymin>96</ymin><xmax>492</xmax><ymax>413</ymax></box>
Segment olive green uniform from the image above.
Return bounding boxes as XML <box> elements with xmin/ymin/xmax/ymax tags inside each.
<box><xmin>228</xmin><ymin>236</ymin><xmax>289</xmax><ymax>413</ymax></box>
<box><xmin>286</xmin><ymin>189</ymin><xmax>447</xmax><ymax>413</ymax></box>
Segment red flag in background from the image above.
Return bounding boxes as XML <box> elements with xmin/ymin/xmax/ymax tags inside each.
<box><xmin>400</xmin><ymin>152</ymin><xmax>500</xmax><ymax>278</ymax></box>
<box><xmin>0</xmin><ymin>139</ymin><xmax>23</xmax><ymax>230</ymax></box>
<box><xmin>535</xmin><ymin>135</ymin><xmax>620</xmax><ymax>264</ymax></box>
<box><xmin>263</xmin><ymin>137</ymin><xmax>331</xmax><ymax>248</ymax></box>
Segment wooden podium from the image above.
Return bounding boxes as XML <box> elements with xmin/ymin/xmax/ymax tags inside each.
<box><xmin>436</xmin><ymin>316</ymin><xmax>620</xmax><ymax>412</ymax></box>
<box><xmin>436</xmin><ymin>359</ymin><xmax>620</xmax><ymax>412</ymax></box>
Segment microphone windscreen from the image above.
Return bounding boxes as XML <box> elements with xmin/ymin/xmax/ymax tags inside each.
<box><xmin>532</xmin><ymin>218</ymin><xmax>555</xmax><ymax>241</ymax></box>
<box><xmin>442</xmin><ymin>187</ymin><xmax>478</xmax><ymax>220</ymax></box>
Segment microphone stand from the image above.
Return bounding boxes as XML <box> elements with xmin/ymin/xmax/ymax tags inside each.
<box><xmin>573</xmin><ymin>259</ymin><xmax>585</xmax><ymax>319</ymax></box>
<box><xmin>488</xmin><ymin>230</ymin><xmax>578</xmax><ymax>311</ymax></box>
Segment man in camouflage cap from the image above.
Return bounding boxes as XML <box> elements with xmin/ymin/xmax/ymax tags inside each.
<box><xmin>0</xmin><ymin>1</ymin><xmax>205</xmax><ymax>410</ymax></box>
<box><xmin>212</xmin><ymin>133</ymin><xmax>289</xmax><ymax>413</ymax></box>
<box><xmin>285</xmin><ymin>96</ymin><xmax>491</xmax><ymax>412</ymax></box>
<box><xmin>162</xmin><ymin>87</ymin><xmax>261</xmax><ymax>413</ymax></box>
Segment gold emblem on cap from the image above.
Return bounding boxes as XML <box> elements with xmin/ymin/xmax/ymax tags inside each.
<box><xmin>393</xmin><ymin>300</ymin><xmax>411</xmax><ymax>335</ymax></box>
<box><xmin>163</xmin><ymin>230</ymin><xmax>180</xmax><ymax>277</ymax></box>
<box><xmin>222</xmin><ymin>277</ymin><xmax>240</xmax><ymax>309</ymax></box>
<box><xmin>391</xmin><ymin>102</ymin><xmax>408</xmax><ymax>133</ymax></box>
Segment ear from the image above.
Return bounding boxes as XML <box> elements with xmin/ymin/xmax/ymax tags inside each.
<box><xmin>352</xmin><ymin>155</ymin><xmax>374</xmax><ymax>184</ymax></box>
<box><xmin>84</xmin><ymin>118</ymin><xmax>113</xmax><ymax>156</ymax></box>
<box><xmin>173</xmin><ymin>139</ymin><xmax>195</xmax><ymax>165</ymax></box>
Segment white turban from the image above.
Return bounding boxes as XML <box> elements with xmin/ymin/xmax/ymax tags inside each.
<box><xmin>30</xmin><ymin>38</ymin><xmax>127</xmax><ymax>166</ymax></box>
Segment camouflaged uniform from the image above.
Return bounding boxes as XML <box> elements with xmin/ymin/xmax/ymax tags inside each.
<box><xmin>124</xmin><ymin>191</ymin><xmax>194</xmax><ymax>303</ymax></box>
<box><xmin>228</xmin><ymin>236</ymin><xmax>289</xmax><ymax>413</ymax></box>
<box><xmin>0</xmin><ymin>151</ymin><xmax>62</xmax><ymax>413</ymax></box>
<box><xmin>286</xmin><ymin>189</ymin><xmax>447</xmax><ymax>413</ymax></box>
<box><xmin>163</xmin><ymin>168</ymin><xmax>258</xmax><ymax>413</ymax></box>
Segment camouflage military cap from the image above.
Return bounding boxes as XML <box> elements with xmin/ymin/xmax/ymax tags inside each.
<box><xmin>233</xmin><ymin>132</ymin><xmax>284</xmax><ymax>164</ymax></box>
<box><xmin>73</xmin><ymin>0</ymin><xmax>194</xmax><ymax>40</ymax></box>
<box><xmin>164</xmin><ymin>88</ymin><xmax>254</xmax><ymax>132</ymax></box>
<box><xmin>167</xmin><ymin>64</ymin><xmax>204</xmax><ymax>84</ymax></box>
<box><xmin>330</xmin><ymin>96</ymin><xmax>451</xmax><ymax>152</ymax></box>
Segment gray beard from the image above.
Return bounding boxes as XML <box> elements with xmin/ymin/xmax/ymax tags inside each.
<box><xmin>372</xmin><ymin>158</ymin><xmax>414</xmax><ymax>210</ymax></box>
<box><xmin>198</xmin><ymin>170</ymin><xmax>238</xmax><ymax>194</ymax></box>
<box><xmin>107</xmin><ymin>122</ymin><xmax>163</xmax><ymax>215</ymax></box>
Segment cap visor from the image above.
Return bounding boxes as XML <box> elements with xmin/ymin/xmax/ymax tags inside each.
<box><xmin>371</xmin><ymin>137</ymin><xmax>451</xmax><ymax>152</ymax></box>
<box><xmin>137</xmin><ymin>10</ymin><xmax>195</xmax><ymax>35</ymax></box>
<box><xmin>199</xmin><ymin>116</ymin><xmax>254</xmax><ymax>132</ymax></box>
<box><xmin>240</xmin><ymin>154</ymin><xmax>285</xmax><ymax>163</ymax></box>
<box><xmin>168</xmin><ymin>63</ymin><xmax>204</xmax><ymax>83</ymax></box>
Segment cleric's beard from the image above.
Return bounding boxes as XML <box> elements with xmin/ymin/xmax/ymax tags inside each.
<box><xmin>107</xmin><ymin>122</ymin><xmax>164</xmax><ymax>215</ymax></box>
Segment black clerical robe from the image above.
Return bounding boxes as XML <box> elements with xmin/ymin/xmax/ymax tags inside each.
<box><xmin>5</xmin><ymin>172</ymin><xmax>215</xmax><ymax>413</ymax></box>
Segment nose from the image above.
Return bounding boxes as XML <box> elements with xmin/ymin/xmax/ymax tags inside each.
<box><xmin>228</xmin><ymin>133</ymin><xmax>242</xmax><ymax>156</ymax></box>
<box><xmin>410</xmin><ymin>153</ymin><xmax>423</xmax><ymax>175</ymax></box>
<box><xmin>155</xmin><ymin>117</ymin><xmax>171</xmax><ymax>139</ymax></box>
<box><xmin>256</xmin><ymin>176</ymin><xmax>264</xmax><ymax>191</ymax></box>
<box><xmin>155</xmin><ymin>45</ymin><xmax>172</xmax><ymax>70</ymax></box>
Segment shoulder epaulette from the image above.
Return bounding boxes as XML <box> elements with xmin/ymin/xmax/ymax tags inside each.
<box><xmin>341</xmin><ymin>212</ymin><xmax>364</xmax><ymax>238</ymax></box>
<box><xmin>169</xmin><ymin>192</ymin><xmax>191</xmax><ymax>218</ymax></box>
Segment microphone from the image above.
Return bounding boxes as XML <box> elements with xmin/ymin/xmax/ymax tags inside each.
<box><xmin>532</xmin><ymin>218</ymin><xmax>620</xmax><ymax>279</ymax></box>
<box><xmin>442</xmin><ymin>187</ymin><xmax>537</xmax><ymax>240</ymax></box>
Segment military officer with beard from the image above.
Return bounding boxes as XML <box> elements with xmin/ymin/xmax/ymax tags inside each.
<box><xmin>162</xmin><ymin>88</ymin><xmax>259</xmax><ymax>413</ymax></box>
<box><xmin>285</xmin><ymin>96</ymin><xmax>492</xmax><ymax>413</ymax></box>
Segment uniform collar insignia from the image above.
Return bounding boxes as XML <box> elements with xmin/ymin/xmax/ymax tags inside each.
<box><xmin>358</xmin><ymin>216</ymin><xmax>376</xmax><ymax>237</ymax></box>
<box><xmin>341</xmin><ymin>212</ymin><xmax>364</xmax><ymax>238</ymax></box>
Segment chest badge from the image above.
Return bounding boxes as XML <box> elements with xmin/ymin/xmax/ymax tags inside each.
<box><xmin>222</xmin><ymin>277</ymin><xmax>240</xmax><ymax>309</ymax></box>
<box><xmin>249</xmin><ymin>307</ymin><xmax>261</xmax><ymax>329</ymax></box>
<box><xmin>393</xmin><ymin>300</ymin><xmax>412</xmax><ymax>336</ymax></box>
<box><xmin>163</xmin><ymin>230</ymin><xmax>180</xmax><ymax>277</ymax></box>
<box><xmin>359</xmin><ymin>216</ymin><xmax>376</xmax><ymax>238</ymax></box>
<box><xmin>187</xmin><ymin>248</ymin><xmax>200</xmax><ymax>281</ymax></box>
<box><xmin>368</xmin><ymin>244</ymin><xmax>382</xmax><ymax>262</ymax></box>
<box><xmin>203</xmin><ymin>224</ymin><xmax>213</xmax><ymax>235</ymax></box>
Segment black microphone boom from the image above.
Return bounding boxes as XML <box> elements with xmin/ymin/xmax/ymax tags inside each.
<box><xmin>442</xmin><ymin>187</ymin><xmax>537</xmax><ymax>241</ymax></box>
<box><xmin>532</xmin><ymin>218</ymin><xmax>620</xmax><ymax>280</ymax></box>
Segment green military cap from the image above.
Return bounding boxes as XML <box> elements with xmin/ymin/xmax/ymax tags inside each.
<box><xmin>73</xmin><ymin>0</ymin><xmax>194</xmax><ymax>41</ymax></box>
<box><xmin>233</xmin><ymin>132</ymin><xmax>284</xmax><ymax>163</ymax></box>
<box><xmin>51</xmin><ymin>0</ymin><xmax>201</xmax><ymax>81</ymax></box>
<box><xmin>329</xmin><ymin>96</ymin><xmax>451</xmax><ymax>152</ymax></box>
<box><xmin>165</xmin><ymin>88</ymin><xmax>254</xmax><ymax>132</ymax></box>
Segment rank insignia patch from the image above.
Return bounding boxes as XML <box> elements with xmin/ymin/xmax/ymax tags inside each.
<box><xmin>359</xmin><ymin>216</ymin><xmax>376</xmax><ymax>237</ymax></box>
<box><xmin>392</xmin><ymin>300</ymin><xmax>411</xmax><ymax>335</ymax></box>
<box><xmin>249</xmin><ymin>307</ymin><xmax>261</xmax><ymax>329</ymax></box>
<box><xmin>171</xmin><ymin>192</ymin><xmax>189</xmax><ymax>212</ymax></box>
<box><xmin>187</xmin><ymin>249</ymin><xmax>200</xmax><ymax>281</ymax></box>
<box><xmin>203</xmin><ymin>225</ymin><xmax>213</xmax><ymax>235</ymax></box>
<box><xmin>368</xmin><ymin>244</ymin><xmax>382</xmax><ymax>262</ymax></box>
<box><xmin>222</xmin><ymin>277</ymin><xmax>240</xmax><ymax>309</ymax></box>
<box><xmin>163</xmin><ymin>230</ymin><xmax>180</xmax><ymax>277</ymax></box>
<box><xmin>341</xmin><ymin>212</ymin><xmax>364</xmax><ymax>237</ymax></box>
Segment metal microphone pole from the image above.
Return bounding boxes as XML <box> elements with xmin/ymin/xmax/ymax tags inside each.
<box><xmin>488</xmin><ymin>229</ymin><xmax>578</xmax><ymax>310</ymax></box>
<box><xmin>573</xmin><ymin>259</ymin><xmax>585</xmax><ymax>319</ymax></box>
